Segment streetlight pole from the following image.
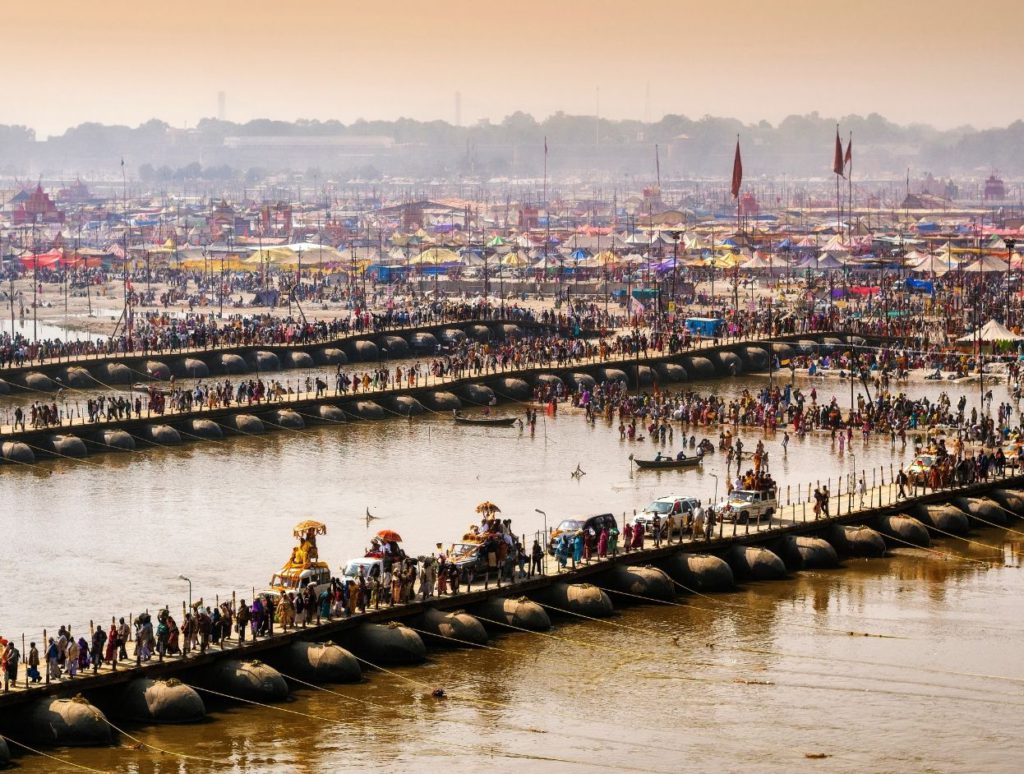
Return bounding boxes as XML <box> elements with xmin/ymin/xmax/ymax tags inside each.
<box><xmin>534</xmin><ymin>508</ymin><xmax>548</xmax><ymax>573</ymax></box>
<box><xmin>178</xmin><ymin>575</ymin><xmax>192</xmax><ymax>609</ymax></box>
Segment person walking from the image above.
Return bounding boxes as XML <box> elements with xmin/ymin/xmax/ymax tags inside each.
<box><xmin>117</xmin><ymin>618</ymin><xmax>130</xmax><ymax>661</ymax></box>
<box><xmin>705</xmin><ymin>507</ymin><xmax>717</xmax><ymax>541</ymax></box>
<box><xmin>46</xmin><ymin>637</ymin><xmax>60</xmax><ymax>681</ymax></box>
<box><xmin>2</xmin><ymin>641</ymin><xmax>19</xmax><ymax>689</ymax></box>
<box><xmin>530</xmin><ymin>539</ymin><xmax>544</xmax><ymax>576</ymax></box>
<box><xmin>235</xmin><ymin>600</ymin><xmax>250</xmax><ymax>644</ymax></box>
<box><xmin>896</xmin><ymin>466</ymin><xmax>908</xmax><ymax>499</ymax></box>
<box><xmin>27</xmin><ymin>641</ymin><xmax>41</xmax><ymax>683</ymax></box>
<box><xmin>66</xmin><ymin>637</ymin><xmax>79</xmax><ymax>679</ymax></box>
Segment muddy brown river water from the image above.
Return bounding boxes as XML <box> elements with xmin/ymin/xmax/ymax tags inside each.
<box><xmin>2</xmin><ymin>373</ymin><xmax>1023</xmax><ymax>772</ymax></box>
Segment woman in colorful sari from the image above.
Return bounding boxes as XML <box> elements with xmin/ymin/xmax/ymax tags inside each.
<box><xmin>105</xmin><ymin>622</ymin><xmax>118</xmax><ymax>666</ymax></box>
<box><xmin>597</xmin><ymin>527</ymin><xmax>609</xmax><ymax>559</ymax></box>
<box><xmin>250</xmin><ymin>598</ymin><xmax>264</xmax><ymax>640</ymax></box>
<box><xmin>77</xmin><ymin>636</ymin><xmax>90</xmax><ymax>672</ymax></box>
<box><xmin>572</xmin><ymin>532</ymin><xmax>584</xmax><ymax>566</ymax></box>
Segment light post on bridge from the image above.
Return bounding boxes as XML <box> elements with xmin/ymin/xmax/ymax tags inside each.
<box><xmin>534</xmin><ymin>508</ymin><xmax>548</xmax><ymax>573</ymax></box>
<box><xmin>178</xmin><ymin>575</ymin><xmax>192</xmax><ymax>610</ymax></box>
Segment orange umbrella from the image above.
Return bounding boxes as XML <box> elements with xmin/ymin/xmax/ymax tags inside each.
<box><xmin>376</xmin><ymin>529</ymin><xmax>403</xmax><ymax>543</ymax></box>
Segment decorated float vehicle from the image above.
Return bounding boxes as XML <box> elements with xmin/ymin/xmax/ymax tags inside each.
<box><xmin>269</xmin><ymin>521</ymin><xmax>332</xmax><ymax>596</ymax></box>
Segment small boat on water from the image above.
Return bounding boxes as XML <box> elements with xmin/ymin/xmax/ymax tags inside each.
<box><xmin>452</xmin><ymin>411</ymin><xmax>518</xmax><ymax>427</ymax></box>
<box><xmin>631</xmin><ymin>453</ymin><xmax>703</xmax><ymax>470</ymax></box>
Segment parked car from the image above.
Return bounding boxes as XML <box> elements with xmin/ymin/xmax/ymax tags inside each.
<box><xmin>716</xmin><ymin>489</ymin><xmax>778</xmax><ymax>524</ymax></box>
<box><xmin>634</xmin><ymin>495</ymin><xmax>702</xmax><ymax>536</ymax></box>
<box><xmin>548</xmin><ymin>513</ymin><xmax>618</xmax><ymax>554</ymax></box>
<box><xmin>339</xmin><ymin>557</ymin><xmax>385</xmax><ymax>585</ymax></box>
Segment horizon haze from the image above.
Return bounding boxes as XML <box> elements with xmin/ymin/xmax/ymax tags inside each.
<box><xmin>5</xmin><ymin>0</ymin><xmax>1022</xmax><ymax>138</ymax></box>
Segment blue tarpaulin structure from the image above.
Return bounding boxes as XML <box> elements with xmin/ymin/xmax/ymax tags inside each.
<box><xmin>905</xmin><ymin>278</ymin><xmax>935</xmax><ymax>294</ymax></box>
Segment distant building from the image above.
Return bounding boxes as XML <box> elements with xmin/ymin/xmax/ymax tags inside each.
<box><xmin>739</xmin><ymin>192</ymin><xmax>759</xmax><ymax>217</ymax></box>
<box><xmin>984</xmin><ymin>174</ymin><xmax>1006</xmax><ymax>200</ymax></box>
<box><xmin>12</xmin><ymin>184</ymin><xmax>65</xmax><ymax>225</ymax></box>
<box><xmin>57</xmin><ymin>177</ymin><xmax>92</xmax><ymax>203</ymax></box>
<box><xmin>900</xmin><ymin>192</ymin><xmax>950</xmax><ymax>210</ymax></box>
<box><xmin>518</xmin><ymin>205</ymin><xmax>541</xmax><ymax>231</ymax></box>
<box><xmin>260</xmin><ymin>202</ymin><xmax>293</xmax><ymax>236</ymax></box>
<box><xmin>208</xmin><ymin>199</ymin><xmax>249</xmax><ymax>239</ymax></box>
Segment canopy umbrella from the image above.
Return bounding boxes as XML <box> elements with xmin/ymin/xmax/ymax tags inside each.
<box><xmin>501</xmin><ymin>251</ymin><xmax>529</xmax><ymax>267</ymax></box>
<box><xmin>376</xmin><ymin>529</ymin><xmax>403</xmax><ymax>543</ymax></box>
<box><xmin>293</xmin><ymin>520</ymin><xmax>327</xmax><ymax>537</ymax></box>
<box><xmin>486</xmin><ymin>235</ymin><xmax>506</xmax><ymax>248</ymax></box>
<box><xmin>475</xmin><ymin>501</ymin><xmax>501</xmax><ymax>516</ymax></box>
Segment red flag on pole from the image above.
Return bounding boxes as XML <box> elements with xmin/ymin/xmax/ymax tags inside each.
<box><xmin>730</xmin><ymin>139</ymin><xmax>742</xmax><ymax>198</ymax></box>
<box><xmin>844</xmin><ymin>136</ymin><xmax>853</xmax><ymax>170</ymax></box>
<box><xmin>833</xmin><ymin>129</ymin><xmax>844</xmax><ymax>177</ymax></box>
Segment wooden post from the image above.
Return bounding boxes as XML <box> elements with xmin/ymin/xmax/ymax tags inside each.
<box><xmin>43</xmin><ymin>628</ymin><xmax>48</xmax><ymax>683</ymax></box>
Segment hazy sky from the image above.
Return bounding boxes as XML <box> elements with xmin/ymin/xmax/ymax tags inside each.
<box><xmin>6</xmin><ymin>0</ymin><xmax>1021</xmax><ymax>137</ymax></box>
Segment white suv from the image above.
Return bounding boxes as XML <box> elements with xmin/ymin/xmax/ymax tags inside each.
<box><xmin>634</xmin><ymin>495</ymin><xmax>702</xmax><ymax>536</ymax></box>
<box><xmin>715</xmin><ymin>489</ymin><xmax>777</xmax><ymax>524</ymax></box>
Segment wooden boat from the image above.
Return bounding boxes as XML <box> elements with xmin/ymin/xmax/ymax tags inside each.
<box><xmin>631</xmin><ymin>453</ymin><xmax>703</xmax><ymax>470</ymax></box>
<box><xmin>453</xmin><ymin>412</ymin><xmax>518</xmax><ymax>427</ymax></box>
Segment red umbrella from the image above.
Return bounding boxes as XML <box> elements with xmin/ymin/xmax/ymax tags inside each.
<box><xmin>376</xmin><ymin>529</ymin><xmax>402</xmax><ymax>543</ymax></box>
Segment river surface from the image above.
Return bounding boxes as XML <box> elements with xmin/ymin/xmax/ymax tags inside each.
<box><xmin>2</xmin><ymin>372</ymin><xmax>1023</xmax><ymax>772</ymax></box>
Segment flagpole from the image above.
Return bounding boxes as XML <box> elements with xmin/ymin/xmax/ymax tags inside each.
<box><xmin>847</xmin><ymin>132</ymin><xmax>853</xmax><ymax>244</ymax></box>
<box><xmin>835</xmin><ymin>125</ymin><xmax>842</xmax><ymax>245</ymax></box>
<box><xmin>734</xmin><ymin>134</ymin><xmax>741</xmax><ymax>320</ymax></box>
<box><xmin>543</xmin><ymin>136</ymin><xmax>548</xmax><ymax>296</ymax></box>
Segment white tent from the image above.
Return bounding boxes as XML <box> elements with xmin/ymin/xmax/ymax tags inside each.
<box><xmin>957</xmin><ymin>319</ymin><xmax>1024</xmax><ymax>343</ymax></box>
<box><xmin>960</xmin><ymin>254</ymin><xmax>1009</xmax><ymax>273</ymax></box>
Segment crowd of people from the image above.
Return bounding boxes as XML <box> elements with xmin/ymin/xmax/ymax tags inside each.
<box><xmin>0</xmin><ymin>299</ymin><xmax>543</xmax><ymax>367</ymax></box>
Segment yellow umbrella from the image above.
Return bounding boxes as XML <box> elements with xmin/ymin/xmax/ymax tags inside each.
<box><xmin>293</xmin><ymin>520</ymin><xmax>328</xmax><ymax>537</ymax></box>
<box><xmin>501</xmin><ymin>251</ymin><xmax>529</xmax><ymax>267</ymax></box>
